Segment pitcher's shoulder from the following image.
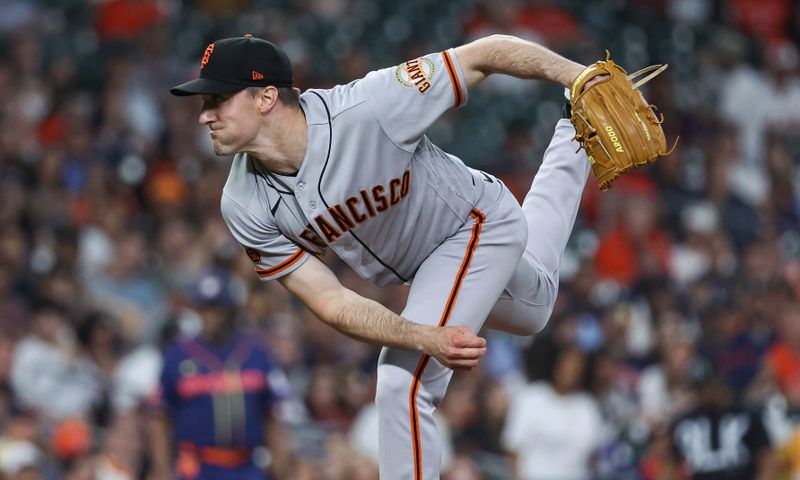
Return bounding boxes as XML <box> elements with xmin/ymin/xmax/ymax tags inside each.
<box><xmin>301</xmin><ymin>83</ymin><xmax>370</xmax><ymax>122</ymax></box>
<box><xmin>222</xmin><ymin>153</ymin><xmax>260</xmax><ymax>206</ymax></box>
<box><xmin>221</xmin><ymin>153</ymin><xmax>271</xmax><ymax>230</ymax></box>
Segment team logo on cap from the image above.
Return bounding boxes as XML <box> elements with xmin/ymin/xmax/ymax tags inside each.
<box><xmin>395</xmin><ymin>57</ymin><xmax>435</xmax><ymax>94</ymax></box>
<box><xmin>200</xmin><ymin>43</ymin><xmax>215</xmax><ymax>70</ymax></box>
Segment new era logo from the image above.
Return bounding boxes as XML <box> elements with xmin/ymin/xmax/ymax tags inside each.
<box><xmin>252</xmin><ymin>71</ymin><xmax>264</xmax><ymax>80</ymax></box>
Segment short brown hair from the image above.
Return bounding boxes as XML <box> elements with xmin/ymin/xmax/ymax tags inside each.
<box><xmin>246</xmin><ymin>86</ymin><xmax>300</xmax><ymax>108</ymax></box>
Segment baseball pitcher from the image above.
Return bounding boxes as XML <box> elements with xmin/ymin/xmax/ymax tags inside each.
<box><xmin>171</xmin><ymin>33</ymin><xmax>670</xmax><ymax>479</ymax></box>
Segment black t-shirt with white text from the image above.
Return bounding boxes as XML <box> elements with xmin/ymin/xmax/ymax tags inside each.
<box><xmin>671</xmin><ymin>407</ymin><xmax>771</xmax><ymax>480</ymax></box>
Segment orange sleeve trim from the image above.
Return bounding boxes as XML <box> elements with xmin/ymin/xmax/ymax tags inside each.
<box><xmin>440</xmin><ymin>50</ymin><xmax>463</xmax><ymax>108</ymax></box>
<box><xmin>255</xmin><ymin>248</ymin><xmax>306</xmax><ymax>277</ymax></box>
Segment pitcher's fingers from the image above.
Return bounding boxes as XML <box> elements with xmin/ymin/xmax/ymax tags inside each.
<box><xmin>448</xmin><ymin>347</ymin><xmax>486</xmax><ymax>360</ymax></box>
<box><xmin>457</xmin><ymin>334</ymin><xmax>486</xmax><ymax>348</ymax></box>
<box><xmin>449</xmin><ymin>358</ymin><xmax>481</xmax><ymax>370</ymax></box>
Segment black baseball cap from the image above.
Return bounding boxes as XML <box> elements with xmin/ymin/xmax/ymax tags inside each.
<box><xmin>170</xmin><ymin>34</ymin><xmax>293</xmax><ymax>96</ymax></box>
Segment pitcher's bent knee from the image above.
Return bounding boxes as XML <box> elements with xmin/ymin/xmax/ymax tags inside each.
<box><xmin>522</xmin><ymin>301</ymin><xmax>555</xmax><ymax>334</ymax></box>
<box><xmin>488</xmin><ymin>294</ymin><xmax>556</xmax><ymax>336</ymax></box>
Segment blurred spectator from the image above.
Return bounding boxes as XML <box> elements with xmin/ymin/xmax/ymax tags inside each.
<box><xmin>777</xmin><ymin>419</ymin><xmax>800</xmax><ymax>478</ymax></box>
<box><xmin>703</xmin><ymin>128</ymin><xmax>761</xmax><ymax>250</ymax></box>
<box><xmin>501</xmin><ymin>336</ymin><xmax>603</xmax><ymax>480</ymax></box>
<box><xmin>148</xmin><ymin>269</ymin><xmax>290</xmax><ymax>479</ymax></box>
<box><xmin>463</xmin><ymin>0</ymin><xmax>583</xmax><ymax>50</ymax></box>
<box><xmin>95</xmin><ymin>0</ymin><xmax>163</xmax><ymax>42</ymax></box>
<box><xmin>111</xmin><ymin>319</ymin><xmax>176</xmax><ymax>414</ymax></box>
<box><xmin>766</xmin><ymin>304</ymin><xmax>800</xmax><ymax>408</ymax></box>
<box><xmin>94</xmin><ymin>412</ymin><xmax>143</xmax><ymax>479</ymax></box>
<box><xmin>729</xmin><ymin>0</ymin><xmax>792</xmax><ymax>45</ymax></box>
<box><xmin>10</xmin><ymin>303</ymin><xmax>102</xmax><ymax>421</ymax></box>
<box><xmin>638</xmin><ymin>318</ymin><xmax>701</xmax><ymax>432</ymax></box>
<box><xmin>718</xmin><ymin>38</ymin><xmax>800</xmax><ymax>204</ymax></box>
<box><xmin>84</xmin><ymin>232</ymin><xmax>169</xmax><ymax>343</ymax></box>
<box><xmin>0</xmin><ymin>436</ymin><xmax>41</xmax><ymax>479</ymax></box>
<box><xmin>670</xmin><ymin>202</ymin><xmax>736</xmax><ymax>288</ymax></box>
<box><xmin>669</xmin><ymin>373</ymin><xmax>777</xmax><ymax>479</ymax></box>
<box><xmin>593</xmin><ymin>176</ymin><xmax>672</xmax><ymax>286</ymax></box>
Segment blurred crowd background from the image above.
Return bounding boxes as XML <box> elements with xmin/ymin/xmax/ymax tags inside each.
<box><xmin>1</xmin><ymin>0</ymin><xmax>800</xmax><ymax>479</ymax></box>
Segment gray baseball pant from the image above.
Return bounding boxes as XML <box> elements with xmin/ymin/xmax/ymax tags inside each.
<box><xmin>376</xmin><ymin>119</ymin><xmax>590</xmax><ymax>479</ymax></box>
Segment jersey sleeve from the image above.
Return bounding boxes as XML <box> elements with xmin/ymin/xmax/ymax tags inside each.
<box><xmin>359</xmin><ymin>48</ymin><xmax>469</xmax><ymax>151</ymax></box>
<box><xmin>221</xmin><ymin>191</ymin><xmax>308</xmax><ymax>281</ymax></box>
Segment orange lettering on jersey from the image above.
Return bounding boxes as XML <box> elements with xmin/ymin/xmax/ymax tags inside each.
<box><xmin>389</xmin><ymin>178</ymin><xmax>402</xmax><ymax>205</ymax></box>
<box><xmin>314</xmin><ymin>216</ymin><xmax>341</xmax><ymax>243</ymax></box>
<box><xmin>404</xmin><ymin>59</ymin><xmax>432</xmax><ymax>94</ymax></box>
<box><xmin>372</xmin><ymin>185</ymin><xmax>389</xmax><ymax>212</ymax></box>
<box><xmin>200</xmin><ymin>43</ymin><xmax>215</xmax><ymax>70</ymax></box>
<box><xmin>306</xmin><ymin>171</ymin><xmax>411</xmax><ymax>245</ymax></box>
<box><xmin>346</xmin><ymin>197</ymin><xmax>368</xmax><ymax>223</ymax></box>
<box><xmin>300</xmin><ymin>224</ymin><xmax>327</xmax><ymax>249</ymax></box>
<box><xmin>329</xmin><ymin>205</ymin><xmax>355</xmax><ymax>232</ymax></box>
<box><xmin>407</xmin><ymin>62</ymin><xmax>424</xmax><ymax>80</ymax></box>
<box><xmin>360</xmin><ymin>190</ymin><xmax>377</xmax><ymax>217</ymax></box>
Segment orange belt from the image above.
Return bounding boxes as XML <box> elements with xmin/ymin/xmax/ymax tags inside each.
<box><xmin>199</xmin><ymin>446</ymin><xmax>251</xmax><ymax>467</ymax></box>
<box><xmin>179</xmin><ymin>443</ymin><xmax>251</xmax><ymax>470</ymax></box>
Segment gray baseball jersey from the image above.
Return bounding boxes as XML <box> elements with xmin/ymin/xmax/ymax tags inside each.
<box><xmin>220</xmin><ymin>46</ymin><xmax>592</xmax><ymax>480</ymax></box>
<box><xmin>221</xmin><ymin>48</ymin><xmax>490</xmax><ymax>286</ymax></box>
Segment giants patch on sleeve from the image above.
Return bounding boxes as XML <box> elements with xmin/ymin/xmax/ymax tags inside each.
<box><xmin>395</xmin><ymin>57</ymin><xmax>435</xmax><ymax>94</ymax></box>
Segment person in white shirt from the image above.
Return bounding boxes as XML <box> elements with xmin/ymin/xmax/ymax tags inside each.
<box><xmin>10</xmin><ymin>304</ymin><xmax>102</xmax><ymax>420</ymax></box>
<box><xmin>502</xmin><ymin>336</ymin><xmax>604</xmax><ymax>480</ymax></box>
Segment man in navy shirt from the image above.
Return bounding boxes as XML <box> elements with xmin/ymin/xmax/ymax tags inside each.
<box><xmin>149</xmin><ymin>269</ymin><xmax>290</xmax><ymax>479</ymax></box>
<box><xmin>670</xmin><ymin>373</ymin><xmax>776</xmax><ymax>479</ymax></box>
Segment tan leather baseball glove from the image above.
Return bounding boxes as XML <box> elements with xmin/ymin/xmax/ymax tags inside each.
<box><xmin>569</xmin><ymin>51</ymin><xmax>678</xmax><ymax>190</ymax></box>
